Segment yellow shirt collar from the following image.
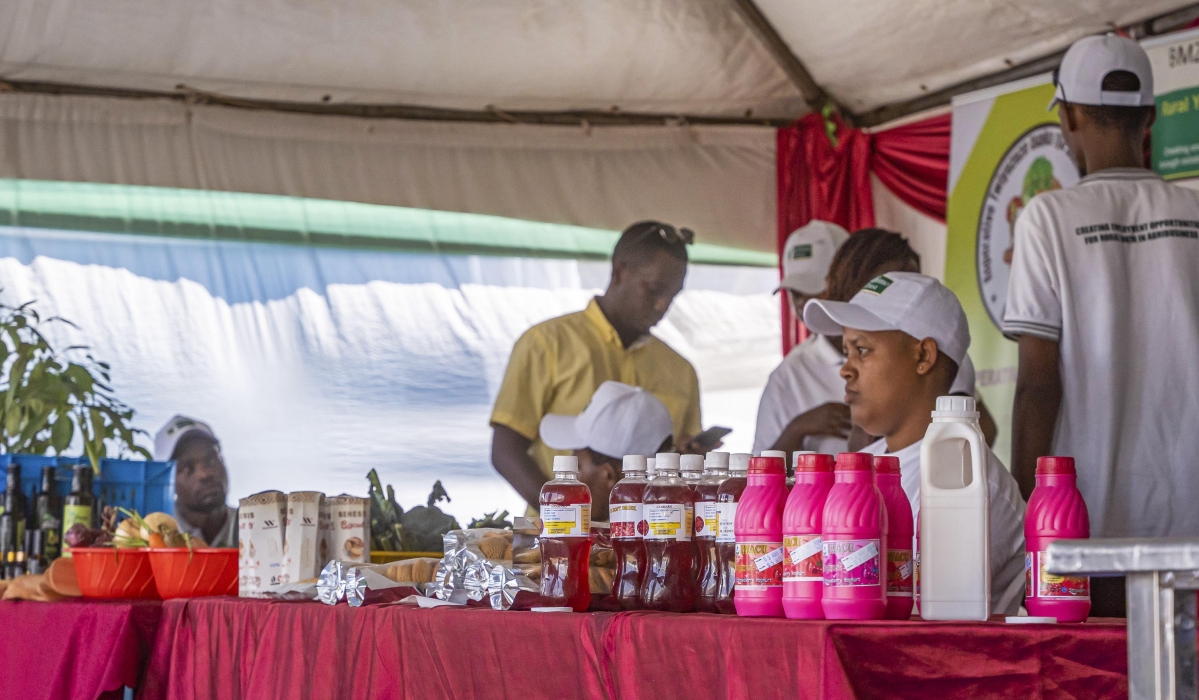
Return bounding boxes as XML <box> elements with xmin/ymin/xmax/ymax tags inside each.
<box><xmin>584</xmin><ymin>297</ymin><xmax>651</xmax><ymax>350</ymax></box>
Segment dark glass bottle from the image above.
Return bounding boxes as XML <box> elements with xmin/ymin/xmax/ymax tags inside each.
<box><xmin>24</xmin><ymin>529</ymin><xmax>46</xmax><ymax>575</ymax></box>
<box><xmin>62</xmin><ymin>466</ymin><xmax>96</xmax><ymax>557</ymax></box>
<box><xmin>0</xmin><ymin>466</ymin><xmax>26</xmax><ymax>574</ymax></box>
<box><xmin>34</xmin><ymin>467</ymin><xmax>63</xmax><ymax>561</ymax></box>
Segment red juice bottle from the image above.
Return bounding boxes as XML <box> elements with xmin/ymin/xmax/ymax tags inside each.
<box><xmin>539</xmin><ymin>455</ymin><xmax>593</xmax><ymax>612</ymax></box>
<box><xmin>694</xmin><ymin>452</ymin><xmax>729</xmax><ymax>613</ymax></box>
<box><xmin>1025</xmin><ymin>456</ymin><xmax>1091</xmax><ymax>622</ymax></box>
<box><xmin>734</xmin><ymin>456</ymin><xmax>788</xmax><ymax>617</ymax></box>
<box><xmin>611</xmin><ymin>455</ymin><xmax>649</xmax><ymax>610</ymax></box>
<box><xmin>821</xmin><ymin>452</ymin><xmax>886</xmax><ymax>620</ymax></box>
<box><xmin>714</xmin><ymin>453</ymin><xmax>750</xmax><ymax>614</ymax></box>
<box><xmin>875</xmin><ymin>456</ymin><xmax>914</xmax><ymax>620</ymax></box>
<box><xmin>639</xmin><ymin>453</ymin><xmax>697</xmax><ymax>612</ymax></box>
<box><xmin>782</xmin><ymin>453</ymin><xmax>835</xmax><ymax>619</ymax></box>
<box><xmin>680</xmin><ymin>454</ymin><xmax>704</xmax><ymax>490</ymax></box>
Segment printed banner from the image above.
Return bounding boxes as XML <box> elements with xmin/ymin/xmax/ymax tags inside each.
<box><xmin>1145</xmin><ymin>28</ymin><xmax>1199</xmax><ymax>180</ymax></box>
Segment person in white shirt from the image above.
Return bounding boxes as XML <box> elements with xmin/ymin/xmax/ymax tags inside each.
<box><xmin>754</xmin><ymin>225</ymin><xmax>993</xmax><ymax>456</ymax></box>
<box><xmin>1004</xmin><ymin>34</ymin><xmax>1199</xmax><ymax>617</ymax></box>
<box><xmin>539</xmin><ymin>381</ymin><xmax>673</xmax><ymax>523</ymax></box>
<box><xmin>805</xmin><ymin>272</ymin><xmax>1026</xmax><ymax>615</ymax></box>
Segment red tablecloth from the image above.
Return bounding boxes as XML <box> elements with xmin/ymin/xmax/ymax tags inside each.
<box><xmin>0</xmin><ymin>598</ymin><xmax>163</xmax><ymax>700</ymax></box>
<box><xmin>141</xmin><ymin>598</ymin><xmax>1128</xmax><ymax>700</ymax></box>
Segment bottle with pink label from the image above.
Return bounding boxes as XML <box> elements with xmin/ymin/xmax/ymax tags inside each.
<box><xmin>610</xmin><ymin>455</ymin><xmax>649</xmax><ymax>610</ymax></box>
<box><xmin>694</xmin><ymin>452</ymin><xmax>729</xmax><ymax>613</ymax></box>
<box><xmin>782</xmin><ymin>453</ymin><xmax>834</xmax><ymax>619</ymax></box>
<box><xmin>874</xmin><ymin>456</ymin><xmax>914</xmax><ymax>620</ymax></box>
<box><xmin>734</xmin><ymin>455</ymin><xmax>787</xmax><ymax>617</ymax></box>
<box><xmin>821</xmin><ymin>452</ymin><xmax>886</xmax><ymax>620</ymax></box>
<box><xmin>1025</xmin><ymin>456</ymin><xmax>1091</xmax><ymax>622</ymax></box>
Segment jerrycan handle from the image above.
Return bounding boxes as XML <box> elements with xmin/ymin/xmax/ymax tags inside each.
<box><xmin>922</xmin><ymin>396</ymin><xmax>987</xmax><ymax>496</ymax></box>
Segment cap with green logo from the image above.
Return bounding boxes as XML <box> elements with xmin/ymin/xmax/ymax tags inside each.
<box><xmin>776</xmin><ymin>220</ymin><xmax>850</xmax><ymax>296</ymax></box>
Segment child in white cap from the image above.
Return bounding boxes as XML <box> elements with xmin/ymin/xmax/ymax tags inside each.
<box><xmin>539</xmin><ymin>381</ymin><xmax>674</xmax><ymax>523</ymax></box>
<box><xmin>804</xmin><ymin>272</ymin><xmax>1026</xmax><ymax>615</ymax></box>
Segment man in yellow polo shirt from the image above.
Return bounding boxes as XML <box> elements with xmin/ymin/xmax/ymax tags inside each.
<box><xmin>490</xmin><ymin>220</ymin><xmax>703</xmax><ymax>508</ymax></box>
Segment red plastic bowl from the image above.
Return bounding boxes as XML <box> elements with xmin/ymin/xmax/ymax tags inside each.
<box><xmin>147</xmin><ymin>548</ymin><xmax>238</xmax><ymax>599</ymax></box>
<box><xmin>72</xmin><ymin>547</ymin><xmax>160</xmax><ymax>600</ymax></box>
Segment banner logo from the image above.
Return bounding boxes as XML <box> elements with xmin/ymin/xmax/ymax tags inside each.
<box><xmin>976</xmin><ymin>124</ymin><xmax>1078</xmax><ymax>329</ymax></box>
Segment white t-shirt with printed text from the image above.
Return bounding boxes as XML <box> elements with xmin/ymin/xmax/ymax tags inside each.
<box><xmin>1003</xmin><ymin>168</ymin><xmax>1199</xmax><ymax>538</ymax></box>
<box><xmin>863</xmin><ymin>438</ymin><xmax>1026</xmax><ymax>615</ymax></box>
<box><xmin>753</xmin><ymin>334</ymin><xmax>976</xmax><ymax>455</ymax></box>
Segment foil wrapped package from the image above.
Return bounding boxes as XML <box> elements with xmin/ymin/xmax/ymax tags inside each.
<box><xmin>344</xmin><ymin>558</ymin><xmax>441</xmax><ymax>607</ymax></box>
<box><xmin>488</xmin><ymin>563</ymin><xmax>541</xmax><ymax>611</ymax></box>
<box><xmin>316</xmin><ymin>560</ymin><xmax>359</xmax><ymax>606</ymax></box>
<box><xmin>431</xmin><ymin>528</ymin><xmax>514</xmax><ymax>603</ymax></box>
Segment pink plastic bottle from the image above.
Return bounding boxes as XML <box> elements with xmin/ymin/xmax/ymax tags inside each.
<box><xmin>733</xmin><ymin>456</ymin><xmax>787</xmax><ymax>617</ymax></box>
<box><xmin>874</xmin><ymin>456</ymin><xmax>914</xmax><ymax>620</ymax></box>
<box><xmin>1025</xmin><ymin>456</ymin><xmax>1091</xmax><ymax>622</ymax></box>
<box><xmin>782</xmin><ymin>453</ymin><xmax>834</xmax><ymax>619</ymax></box>
<box><xmin>821</xmin><ymin>452</ymin><xmax>886</xmax><ymax>620</ymax></box>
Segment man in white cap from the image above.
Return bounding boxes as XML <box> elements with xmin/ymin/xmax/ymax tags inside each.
<box><xmin>154</xmin><ymin>415</ymin><xmax>237</xmax><ymax>547</ymax></box>
<box><xmin>1006</xmin><ymin>34</ymin><xmax>1199</xmax><ymax>616</ymax></box>
<box><xmin>805</xmin><ymin>272</ymin><xmax>1026</xmax><ymax>615</ymax></box>
<box><xmin>753</xmin><ymin>220</ymin><xmax>853</xmax><ymax>456</ymax></box>
<box><xmin>539</xmin><ymin>381</ymin><xmax>673</xmax><ymax>522</ymax></box>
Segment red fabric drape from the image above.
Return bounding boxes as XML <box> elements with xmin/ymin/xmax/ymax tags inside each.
<box><xmin>776</xmin><ymin>112</ymin><xmax>951</xmax><ymax>353</ymax></box>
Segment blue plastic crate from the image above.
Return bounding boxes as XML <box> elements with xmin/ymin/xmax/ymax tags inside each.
<box><xmin>7</xmin><ymin>455</ymin><xmax>175</xmax><ymax>517</ymax></box>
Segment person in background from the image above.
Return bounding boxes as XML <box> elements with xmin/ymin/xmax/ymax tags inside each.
<box><xmin>491</xmin><ymin>221</ymin><xmax>705</xmax><ymax>511</ymax></box>
<box><xmin>538</xmin><ymin>381</ymin><xmax>674</xmax><ymax>523</ymax></box>
<box><xmin>154</xmin><ymin>415</ymin><xmax>237</xmax><ymax>548</ymax></box>
<box><xmin>1005</xmin><ymin>34</ymin><xmax>1199</xmax><ymax>616</ymax></box>
<box><xmin>804</xmin><ymin>272</ymin><xmax>1026</xmax><ymax>614</ymax></box>
<box><xmin>754</xmin><ymin>226</ymin><xmax>996</xmax><ymax>456</ymax></box>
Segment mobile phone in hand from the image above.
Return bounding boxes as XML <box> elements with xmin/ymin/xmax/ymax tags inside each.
<box><xmin>691</xmin><ymin>426</ymin><xmax>733</xmax><ymax>450</ymax></box>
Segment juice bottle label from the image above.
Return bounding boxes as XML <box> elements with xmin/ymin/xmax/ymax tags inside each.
<box><xmin>539</xmin><ymin>504</ymin><xmax>591</xmax><ymax>537</ymax></box>
<box><xmin>695</xmin><ymin>503</ymin><xmax>718</xmax><ymax>539</ymax></box>
<box><xmin>645</xmin><ymin>504</ymin><xmax>693</xmax><ymax>541</ymax></box>
<box><xmin>715</xmin><ymin>503</ymin><xmax>737</xmax><ymax>543</ymax></box>
<box><xmin>61</xmin><ymin>504</ymin><xmax>93</xmax><ymax>558</ymax></box>
<box><xmin>1025</xmin><ymin>552</ymin><xmax>1034</xmax><ymax>598</ymax></box>
<box><xmin>886</xmin><ymin>548</ymin><xmax>914</xmax><ymax>596</ymax></box>
<box><xmin>610</xmin><ymin>503</ymin><xmax>645</xmax><ymax>539</ymax></box>
<box><xmin>783</xmin><ymin>534</ymin><xmax>823</xmax><ymax>582</ymax></box>
<box><xmin>1035</xmin><ymin>551</ymin><xmax>1090</xmax><ymax>599</ymax></box>
<box><xmin>735</xmin><ymin>541</ymin><xmax>784</xmax><ymax>588</ymax></box>
<box><xmin>822</xmin><ymin>539</ymin><xmax>881</xmax><ymax>588</ymax></box>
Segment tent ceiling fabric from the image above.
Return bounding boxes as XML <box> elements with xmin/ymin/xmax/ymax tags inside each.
<box><xmin>0</xmin><ymin>0</ymin><xmax>802</xmax><ymax>119</ymax></box>
<box><xmin>755</xmin><ymin>0</ymin><xmax>1195</xmax><ymax>113</ymax></box>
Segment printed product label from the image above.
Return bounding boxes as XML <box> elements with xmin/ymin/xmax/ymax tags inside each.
<box><xmin>735</xmin><ymin>542</ymin><xmax>784</xmax><ymax>589</ymax></box>
<box><xmin>715</xmin><ymin>502</ymin><xmax>737</xmax><ymax>543</ymax></box>
<box><xmin>823</xmin><ymin>539</ymin><xmax>882</xmax><ymax>588</ymax></box>
<box><xmin>609</xmin><ymin>503</ymin><xmax>645</xmax><ymax>539</ymax></box>
<box><xmin>1036</xmin><ymin>551</ymin><xmax>1090</xmax><ymax>599</ymax></box>
<box><xmin>1025</xmin><ymin>552</ymin><xmax>1034</xmax><ymax>598</ymax></box>
<box><xmin>886</xmin><ymin>549</ymin><xmax>914</xmax><ymax>596</ymax></box>
<box><xmin>783</xmin><ymin>534</ymin><xmax>823</xmax><ymax>582</ymax></box>
<box><xmin>914</xmin><ymin>550</ymin><xmax>920</xmax><ymax>599</ymax></box>
<box><xmin>645</xmin><ymin>504</ymin><xmax>693</xmax><ymax>541</ymax></box>
<box><xmin>539</xmin><ymin>504</ymin><xmax>591</xmax><ymax>537</ymax></box>
<box><xmin>696</xmin><ymin>502</ymin><xmax>718</xmax><ymax>539</ymax></box>
<box><xmin>61</xmin><ymin>504</ymin><xmax>92</xmax><ymax>558</ymax></box>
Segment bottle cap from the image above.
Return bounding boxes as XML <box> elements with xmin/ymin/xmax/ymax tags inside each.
<box><xmin>646</xmin><ymin>458</ymin><xmax>657</xmax><ymax>477</ymax></box>
<box><xmin>873</xmin><ymin>456</ymin><xmax>900</xmax><ymax>475</ymax></box>
<box><xmin>795</xmin><ymin>453</ymin><xmax>834</xmax><ymax>473</ymax></box>
<box><xmin>654</xmin><ymin>453</ymin><xmax>681</xmax><ymax>471</ymax></box>
<box><xmin>933</xmin><ymin>395</ymin><xmax>979</xmax><ymax>419</ymax></box>
<box><xmin>835</xmin><ymin>452</ymin><xmax>874</xmax><ymax>472</ymax></box>
<box><xmin>749</xmin><ymin>456</ymin><xmax>785</xmax><ymax>475</ymax></box>
<box><xmin>1036</xmin><ymin>456</ymin><xmax>1076</xmax><ymax>475</ymax></box>
<box><xmin>705</xmin><ymin>452</ymin><xmax>730</xmax><ymax>471</ymax></box>
<box><xmin>760</xmin><ymin>449</ymin><xmax>787</xmax><ymax>462</ymax></box>
<box><xmin>728</xmin><ymin>453</ymin><xmax>751</xmax><ymax>474</ymax></box>
<box><xmin>552</xmin><ymin>455</ymin><xmax>578</xmax><ymax>473</ymax></box>
<box><xmin>680</xmin><ymin>454</ymin><xmax>704</xmax><ymax>473</ymax></box>
<box><xmin>622</xmin><ymin>455</ymin><xmax>647</xmax><ymax>473</ymax></box>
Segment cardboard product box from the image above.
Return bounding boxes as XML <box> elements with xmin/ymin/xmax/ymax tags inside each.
<box><xmin>318</xmin><ymin>499</ymin><xmax>334</xmax><ymax>571</ymax></box>
<box><xmin>329</xmin><ymin>494</ymin><xmax>370</xmax><ymax>564</ymax></box>
<box><xmin>281</xmin><ymin>491</ymin><xmax>325</xmax><ymax>584</ymax></box>
<box><xmin>238</xmin><ymin>491</ymin><xmax>286</xmax><ymax>597</ymax></box>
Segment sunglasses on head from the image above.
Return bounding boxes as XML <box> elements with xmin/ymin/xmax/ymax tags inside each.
<box><xmin>635</xmin><ymin>223</ymin><xmax>694</xmax><ymax>246</ymax></box>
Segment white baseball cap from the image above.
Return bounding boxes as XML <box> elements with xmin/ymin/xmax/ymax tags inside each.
<box><xmin>777</xmin><ymin>220</ymin><xmax>849</xmax><ymax>296</ymax></box>
<box><xmin>802</xmin><ymin>271</ymin><xmax>970</xmax><ymax>367</ymax></box>
<box><xmin>154</xmin><ymin>415</ymin><xmax>216</xmax><ymax>461</ymax></box>
<box><xmin>1050</xmin><ymin>34</ymin><xmax>1153</xmax><ymax>110</ymax></box>
<box><xmin>539</xmin><ymin>381</ymin><xmax>673</xmax><ymax>460</ymax></box>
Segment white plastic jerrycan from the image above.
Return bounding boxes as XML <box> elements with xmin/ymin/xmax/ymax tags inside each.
<box><xmin>919</xmin><ymin>396</ymin><xmax>990</xmax><ymax>621</ymax></box>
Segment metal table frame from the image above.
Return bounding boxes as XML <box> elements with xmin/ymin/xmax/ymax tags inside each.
<box><xmin>1048</xmin><ymin>538</ymin><xmax>1199</xmax><ymax>700</ymax></box>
